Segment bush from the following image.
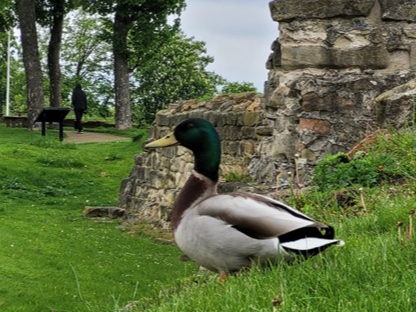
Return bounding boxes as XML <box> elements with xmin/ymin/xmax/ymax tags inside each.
<box><xmin>312</xmin><ymin>152</ymin><xmax>396</xmax><ymax>190</ymax></box>
<box><xmin>220</xmin><ymin>81</ymin><xmax>258</xmax><ymax>94</ymax></box>
<box><xmin>312</xmin><ymin>129</ymin><xmax>415</xmax><ymax>191</ymax></box>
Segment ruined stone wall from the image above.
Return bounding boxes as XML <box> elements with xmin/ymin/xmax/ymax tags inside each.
<box><xmin>119</xmin><ymin>93</ymin><xmax>265</xmax><ymax>228</ymax></box>
<box><xmin>255</xmin><ymin>0</ymin><xmax>415</xmax><ymax>185</ymax></box>
<box><xmin>119</xmin><ymin>0</ymin><xmax>415</xmax><ymax>227</ymax></box>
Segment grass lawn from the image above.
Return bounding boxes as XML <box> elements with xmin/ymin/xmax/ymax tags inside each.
<box><xmin>138</xmin><ymin>127</ymin><xmax>416</xmax><ymax>312</ymax></box>
<box><xmin>147</xmin><ymin>185</ymin><xmax>416</xmax><ymax>312</ymax></box>
<box><xmin>0</xmin><ymin>124</ymin><xmax>195</xmax><ymax>312</ymax></box>
<box><xmin>0</xmin><ymin>123</ymin><xmax>415</xmax><ymax>312</ymax></box>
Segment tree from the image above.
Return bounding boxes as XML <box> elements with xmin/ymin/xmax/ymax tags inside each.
<box><xmin>83</xmin><ymin>0</ymin><xmax>186</xmax><ymax>129</ymax></box>
<box><xmin>59</xmin><ymin>11</ymin><xmax>113</xmax><ymax>117</ymax></box>
<box><xmin>131</xmin><ymin>29</ymin><xmax>224</xmax><ymax>124</ymax></box>
<box><xmin>112</xmin><ymin>0</ymin><xmax>131</xmax><ymax>129</ymax></box>
<box><xmin>220</xmin><ymin>81</ymin><xmax>258</xmax><ymax>94</ymax></box>
<box><xmin>16</xmin><ymin>0</ymin><xmax>45</xmax><ymax>129</ymax></box>
<box><xmin>36</xmin><ymin>0</ymin><xmax>67</xmax><ymax>108</ymax></box>
<box><xmin>0</xmin><ymin>0</ymin><xmax>15</xmax><ymax>32</ymax></box>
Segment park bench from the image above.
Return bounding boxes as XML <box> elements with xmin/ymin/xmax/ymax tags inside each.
<box><xmin>4</xmin><ymin>116</ymin><xmax>29</xmax><ymax>128</ymax></box>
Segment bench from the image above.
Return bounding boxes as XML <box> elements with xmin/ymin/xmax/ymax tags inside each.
<box><xmin>4</xmin><ymin>116</ymin><xmax>28</xmax><ymax>128</ymax></box>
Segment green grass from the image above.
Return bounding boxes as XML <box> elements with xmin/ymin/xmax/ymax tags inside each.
<box><xmin>0</xmin><ymin>124</ymin><xmax>194</xmax><ymax>312</ymax></box>
<box><xmin>135</xmin><ymin>128</ymin><xmax>416</xmax><ymax>312</ymax></box>
<box><xmin>143</xmin><ymin>186</ymin><xmax>415</xmax><ymax>312</ymax></box>
<box><xmin>0</xmin><ymin>124</ymin><xmax>415</xmax><ymax>312</ymax></box>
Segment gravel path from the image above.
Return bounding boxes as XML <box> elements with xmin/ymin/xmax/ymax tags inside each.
<box><xmin>64</xmin><ymin>131</ymin><xmax>130</xmax><ymax>144</ymax></box>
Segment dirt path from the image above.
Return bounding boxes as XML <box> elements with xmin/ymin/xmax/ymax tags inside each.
<box><xmin>64</xmin><ymin>131</ymin><xmax>130</xmax><ymax>144</ymax></box>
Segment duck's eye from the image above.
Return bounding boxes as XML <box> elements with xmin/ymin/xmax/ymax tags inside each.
<box><xmin>187</xmin><ymin>123</ymin><xmax>195</xmax><ymax>129</ymax></box>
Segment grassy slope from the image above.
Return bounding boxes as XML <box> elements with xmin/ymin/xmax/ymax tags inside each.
<box><xmin>139</xmin><ymin>128</ymin><xmax>416</xmax><ymax>312</ymax></box>
<box><xmin>0</xmin><ymin>125</ymin><xmax>194</xmax><ymax>312</ymax></box>
<box><xmin>0</xmin><ymin>124</ymin><xmax>415</xmax><ymax>312</ymax></box>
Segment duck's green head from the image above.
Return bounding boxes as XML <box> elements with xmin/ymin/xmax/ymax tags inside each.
<box><xmin>145</xmin><ymin>118</ymin><xmax>221</xmax><ymax>182</ymax></box>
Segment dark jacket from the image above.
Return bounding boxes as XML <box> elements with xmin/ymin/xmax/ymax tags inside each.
<box><xmin>71</xmin><ymin>84</ymin><xmax>87</xmax><ymax>110</ymax></box>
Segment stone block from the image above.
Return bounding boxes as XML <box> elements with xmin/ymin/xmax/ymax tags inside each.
<box><xmin>332</xmin><ymin>45</ymin><xmax>388</xmax><ymax>69</ymax></box>
<box><xmin>298</xmin><ymin>118</ymin><xmax>331</xmax><ymax>135</ymax></box>
<box><xmin>243</xmin><ymin>111</ymin><xmax>260</xmax><ymax>126</ymax></box>
<box><xmin>224</xmin><ymin>141</ymin><xmax>240</xmax><ymax>156</ymax></box>
<box><xmin>189</xmin><ymin>110</ymin><xmax>204</xmax><ymax>118</ymax></box>
<box><xmin>203</xmin><ymin>111</ymin><xmax>218</xmax><ymax>126</ymax></box>
<box><xmin>302</xmin><ymin>92</ymin><xmax>355</xmax><ymax>111</ymax></box>
<box><xmin>224</xmin><ymin>126</ymin><xmax>242</xmax><ymax>140</ymax></box>
<box><xmin>300</xmin><ymin>148</ymin><xmax>317</xmax><ymax>162</ymax></box>
<box><xmin>233</xmin><ymin>92</ymin><xmax>258</xmax><ymax>103</ymax></box>
<box><xmin>134</xmin><ymin>155</ymin><xmax>143</xmax><ymax>166</ymax></box>
<box><xmin>155</xmin><ymin>113</ymin><xmax>170</xmax><ymax>126</ymax></box>
<box><xmin>384</xmin><ymin>51</ymin><xmax>411</xmax><ymax>73</ymax></box>
<box><xmin>226</xmin><ymin>113</ymin><xmax>239</xmax><ymax>126</ymax></box>
<box><xmin>379</xmin><ymin>0</ymin><xmax>416</xmax><ymax>22</ymax></box>
<box><xmin>269</xmin><ymin>0</ymin><xmax>375</xmax><ymax>22</ymax></box>
<box><xmin>382</xmin><ymin>22</ymin><xmax>413</xmax><ymax>52</ymax></box>
<box><xmin>374</xmin><ymin>79</ymin><xmax>416</xmax><ymax>129</ymax></box>
<box><xmin>240</xmin><ymin>141</ymin><xmax>256</xmax><ymax>155</ymax></box>
<box><xmin>219</xmin><ymin>100</ymin><xmax>236</xmax><ymax>112</ymax></box>
<box><xmin>281</xmin><ymin>43</ymin><xmax>388</xmax><ymax>69</ymax></box>
<box><xmin>255</xmin><ymin>126</ymin><xmax>274</xmax><ymax>136</ymax></box>
<box><xmin>170</xmin><ymin>113</ymin><xmax>189</xmax><ymax>126</ymax></box>
<box><xmin>206</xmin><ymin>99</ymin><xmax>224</xmax><ymax>110</ymax></box>
<box><xmin>181</xmin><ymin>99</ymin><xmax>199</xmax><ymax>111</ymax></box>
<box><xmin>83</xmin><ymin>206</ymin><xmax>125</xmax><ymax>219</ymax></box>
<box><xmin>281</xmin><ymin>45</ymin><xmax>330</xmax><ymax>68</ymax></box>
<box><xmin>241</xmin><ymin>127</ymin><xmax>256</xmax><ymax>139</ymax></box>
<box><xmin>136</xmin><ymin>167</ymin><xmax>151</xmax><ymax>180</ymax></box>
<box><xmin>403</xmin><ymin>25</ymin><xmax>416</xmax><ymax>39</ymax></box>
<box><xmin>161</xmin><ymin>146</ymin><xmax>177</xmax><ymax>158</ymax></box>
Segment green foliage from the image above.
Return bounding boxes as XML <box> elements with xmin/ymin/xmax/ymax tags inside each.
<box><xmin>43</xmin><ymin>11</ymin><xmax>114</xmax><ymax>117</ymax></box>
<box><xmin>132</xmin><ymin>29</ymin><xmax>224</xmax><ymax>125</ymax></box>
<box><xmin>35</xmin><ymin>0</ymin><xmax>75</xmax><ymax>28</ymax></box>
<box><xmin>223</xmin><ymin>172</ymin><xmax>253</xmax><ymax>183</ymax></box>
<box><xmin>312</xmin><ymin>129</ymin><xmax>416</xmax><ymax>191</ymax></box>
<box><xmin>220</xmin><ymin>81</ymin><xmax>258</xmax><ymax>94</ymax></box>
<box><xmin>0</xmin><ymin>0</ymin><xmax>15</xmax><ymax>31</ymax></box>
<box><xmin>0</xmin><ymin>31</ymin><xmax>27</xmax><ymax>115</ymax></box>
<box><xmin>2</xmin><ymin>2</ymin><xmax>258</xmax><ymax>125</ymax></box>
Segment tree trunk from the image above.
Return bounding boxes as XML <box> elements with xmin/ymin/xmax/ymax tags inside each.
<box><xmin>47</xmin><ymin>0</ymin><xmax>65</xmax><ymax>108</ymax></box>
<box><xmin>16</xmin><ymin>0</ymin><xmax>44</xmax><ymax>129</ymax></box>
<box><xmin>113</xmin><ymin>3</ymin><xmax>132</xmax><ymax>130</ymax></box>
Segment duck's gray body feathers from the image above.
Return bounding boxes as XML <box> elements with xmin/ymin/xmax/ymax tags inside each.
<box><xmin>173</xmin><ymin>172</ymin><xmax>343</xmax><ymax>273</ymax></box>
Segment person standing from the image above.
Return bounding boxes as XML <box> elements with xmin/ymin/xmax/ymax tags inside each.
<box><xmin>71</xmin><ymin>83</ymin><xmax>87</xmax><ymax>133</ymax></box>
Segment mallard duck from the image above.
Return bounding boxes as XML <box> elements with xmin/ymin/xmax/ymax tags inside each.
<box><xmin>145</xmin><ymin>118</ymin><xmax>344</xmax><ymax>275</ymax></box>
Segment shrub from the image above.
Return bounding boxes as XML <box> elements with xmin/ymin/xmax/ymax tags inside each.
<box><xmin>312</xmin><ymin>152</ymin><xmax>400</xmax><ymax>190</ymax></box>
<box><xmin>312</xmin><ymin>128</ymin><xmax>415</xmax><ymax>191</ymax></box>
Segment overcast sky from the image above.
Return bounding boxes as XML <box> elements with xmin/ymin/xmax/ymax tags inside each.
<box><xmin>179</xmin><ymin>0</ymin><xmax>278</xmax><ymax>92</ymax></box>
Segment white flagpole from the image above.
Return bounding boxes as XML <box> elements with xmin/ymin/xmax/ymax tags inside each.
<box><xmin>6</xmin><ymin>29</ymin><xmax>11</xmax><ymax>116</ymax></box>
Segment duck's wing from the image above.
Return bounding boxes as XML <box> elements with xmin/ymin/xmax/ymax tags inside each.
<box><xmin>197</xmin><ymin>193</ymin><xmax>343</xmax><ymax>256</ymax></box>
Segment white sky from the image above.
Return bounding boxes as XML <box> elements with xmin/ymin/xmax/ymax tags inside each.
<box><xmin>179</xmin><ymin>0</ymin><xmax>278</xmax><ymax>92</ymax></box>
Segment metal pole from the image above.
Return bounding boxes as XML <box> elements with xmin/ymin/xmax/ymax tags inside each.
<box><xmin>5</xmin><ymin>29</ymin><xmax>11</xmax><ymax>116</ymax></box>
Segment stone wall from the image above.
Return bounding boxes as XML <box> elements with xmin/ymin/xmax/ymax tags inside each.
<box><xmin>119</xmin><ymin>0</ymin><xmax>415</xmax><ymax>227</ymax></box>
<box><xmin>119</xmin><ymin>93</ymin><xmax>265</xmax><ymax>228</ymax></box>
<box><xmin>256</xmin><ymin>0</ymin><xmax>415</xmax><ymax>185</ymax></box>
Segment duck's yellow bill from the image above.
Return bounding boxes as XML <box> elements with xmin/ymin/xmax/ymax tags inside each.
<box><xmin>145</xmin><ymin>132</ymin><xmax>178</xmax><ymax>148</ymax></box>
